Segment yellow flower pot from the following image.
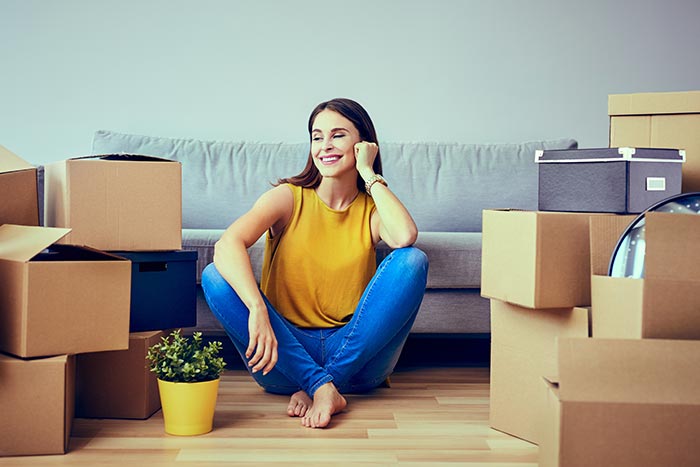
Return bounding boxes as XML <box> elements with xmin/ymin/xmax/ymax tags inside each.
<box><xmin>157</xmin><ymin>378</ymin><xmax>220</xmax><ymax>436</ymax></box>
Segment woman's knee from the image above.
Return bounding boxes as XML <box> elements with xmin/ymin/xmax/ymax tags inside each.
<box><xmin>201</xmin><ymin>263</ymin><xmax>229</xmax><ymax>299</ymax></box>
<box><xmin>390</xmin><ymin>246</ymin><xmax>429</xmax><ymax>276</ymax></box>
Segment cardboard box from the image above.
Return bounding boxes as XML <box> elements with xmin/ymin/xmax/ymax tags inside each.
<box><xmin>0</xmin><ymin>353</ymin><xmax>75</xmax><ymax>457</ymax></box>
<box><xmin>44</xmin><ymin>154</ymin><xmax>182</xmax><ymax>251</ymax></box>
<box><xmin>590</xmin><ymin>212</ymin><xmax>700</xmax><ymax>339</ymax></box>
<box><xmin>536</xmin><ymin>147</ymin><xmax>684</xmax><ymax>213</ymax></box>
<box><xmin>481</xmin><ymin>209</ymin><xmax>603</xmax><ymax>309</ymax></box>
<box><xmin>540</xmin><ymin>338</ymin><xmax>700</xmax><ymax>467</ymax></box>
<box><xmin>0</xmin><ymin>224</ymin><xmax>131</xmax><ymax>358</ymax></box>
<box><xmin>609</xmin><ymin>90</ymin><xmax>700</xmax><ymax>193</ymax></box>
<box><xmin>489</xmin><ymin>300</ymin><xmax>589</xmax><ymax>444</ymax></box>
<box><xmin>110</xmin><ymin>250</ymin><xmax>197</xmax><ymax>332</ymax></box>
<box><xmin>76</xmin><ymin>331</ymin><xmax>163</xmax><ymax>419</ymax></box>
<box><xmin>0</xmin><ymin>144</ymin><xmax>39</xmax><ymax>227</ymax></box>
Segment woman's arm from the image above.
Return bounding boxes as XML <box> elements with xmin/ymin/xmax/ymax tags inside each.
<box><xmin>355</xmin><ymin>142</ymin><xmax>418</xmax><ymax>248</ymax></box>
<box><xmin>213</xmin><ymin>184</ymin><xmax>293</xmax><ymax>374</ymax></box>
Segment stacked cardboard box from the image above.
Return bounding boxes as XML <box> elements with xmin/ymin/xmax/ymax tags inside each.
<box><xmin>541</xmin><ymin>338</ymin><xmax>700</xmax><ymax>467</ymax></box>
<box><xmin>76</xmin><ymin>331</ymin><xmax>164</xmax><ymax>420</ymax></box>
<box><xmin>0</xmin><ymin>147</ymin><xmax>132</xmax><ymax>457</ymax></box>
<box><xmin>609</xmin><ymin>90</ymin><xmax>700</xmax><ymax>193</ymax></box>
<box><xmin>481</xmin><ymin>209</ymin><xmax>612</xmax><ymax>444</ymax></box>
<box><xmin>0</xmin><ymin>145</ymin><xmax>39</xmax><ymax>227</ymax></box>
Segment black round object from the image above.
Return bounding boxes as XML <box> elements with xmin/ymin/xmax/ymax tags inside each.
<box><xmin>608</xmin><ymin>192</ymin><xmax>700</xmax><ymax>278</ymax></box>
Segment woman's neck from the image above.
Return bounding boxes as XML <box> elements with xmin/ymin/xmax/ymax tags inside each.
<box><xmin>315</xmin><ymin>176</ymin><xmax>360</xmax><ymax>211</ymax></box>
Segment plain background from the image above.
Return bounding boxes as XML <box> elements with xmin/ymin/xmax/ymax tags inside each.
<box><xmin>2</xmin><ymin>0</ymin><xmax>699</xmax><ymax>165</ymax></box>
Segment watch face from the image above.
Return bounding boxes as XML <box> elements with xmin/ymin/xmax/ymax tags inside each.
<box><xmin>608</xmin><ymin>192</ymin><xmax>700</xmax><ymax>278</ymax></box>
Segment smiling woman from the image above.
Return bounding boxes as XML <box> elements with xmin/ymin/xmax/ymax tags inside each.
<box><xmin>200</xmin><ymin>98</ymin><xmax>427</xmax><ymax>429</ymax></box>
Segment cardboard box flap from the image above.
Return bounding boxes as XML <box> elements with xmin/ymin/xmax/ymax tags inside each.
<box><xmin>558</xmin><ymin>338</ymin><xmax>700</xmax><ymax>404</ymax></box>
<box><xmin>645</xmin><ymin>212</ymin><xmax>700</xmax><ymax>279</ymax></box>
<box><xmin>69</xmin><ymin>154</ymin><xmax>174</xmax><ymax>163</ymax></box>
<box><xmin>0</xmin><ymin>145</ymin><xmax>34</xmax><ymax>173</ymax></box>
<box><xmin>0</xmin><ymin>225</ymin><xmax>72</xmax><ymax>262</ymax></box>
<box><xmin>609</xmin><ymin>90</ymin><xmax>700</xmax><ymax>116</ymax></box>
<box><xmin>589</xmin><ymin>215</ymin><xmax>637</xmax><ymax>276</ymax></box>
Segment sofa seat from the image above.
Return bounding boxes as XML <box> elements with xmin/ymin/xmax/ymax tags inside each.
<box><xmin>184</xmin><ymin>229</ymin><xmax>482</xmax><ymax>289</ymax></box>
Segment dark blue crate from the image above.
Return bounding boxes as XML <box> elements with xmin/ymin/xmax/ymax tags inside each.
<box><xmin>109</xmin><ymin>250</ymin><xmax>198</xmax><ymax>332</ymax></box>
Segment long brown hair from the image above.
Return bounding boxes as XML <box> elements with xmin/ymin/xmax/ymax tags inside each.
<box><xmin>277</xmin><ymin>98</ymin><xmax>383</xmax><ymax>192</ymax></box>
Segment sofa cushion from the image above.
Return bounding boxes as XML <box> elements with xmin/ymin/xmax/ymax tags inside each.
<box><xmin>93</xmin><ymin>131</ymin><xmax>577</xmax><ymax>232</ymax></box>
<box><xmin>183</xmin><ymin>230</ymin><xmax>482</xmax><ymax>289</ymax></box>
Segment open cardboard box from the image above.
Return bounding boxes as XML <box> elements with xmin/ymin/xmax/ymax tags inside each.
<box><xmin>590</xmin><ymin>212</ymin><xmax>700</xmax><ymax>339</ymax></box>
<box><xmin>0</xmin><ymin>224</ymin><xmax>131</xmax><ymax>358</ymax></box>
<box><xmin>0</xmin><ymin>353</ymin><xmax>75</xmax><ymax>457</ymax></box>
<box><xmin>0</xmin><ymin>144</ymin><xmax>39</xmax><ymax>227</ymax></box>
<box><xmin>481</xmin><ymin>209</ymin><xmax>604</xmax><ymax>309</ymax></box>
<box><xmin>609</xmin><ymin>90</ymin><xmax>700</xmax><ymax>192</ymax></box>
<box><xmin>540</xmin><ymin>338</ymin><xmax>700</xmax><ymax>467</ymax></box>
<box><xmin>76</xmin><ymin>331</ymin><xmax>163</xmax><ymax>419</ymax></box>
<box><xmin>489</xmin><ymin>299</ymin><xmax>589</xmax><ymax>444</ymax></box>
<box><xmin>44</xmin><ymin>154</ymin><xmax>182</xmax><ymax>251</ymax></box>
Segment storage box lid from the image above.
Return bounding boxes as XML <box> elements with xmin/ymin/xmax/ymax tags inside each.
<box><xmin>0</xmin><ymin>225</ymin><xmax>71</xmax><ymax>262</ymax></box>
<box><xmin>609</xmin><ymin>90</ymin><xmax>700</xmax><ymax>116</ymax></box>
<box><xmin>0</xmin><ymin>145</ymin><xmax>34</xmax><ymax>174</ymax></box>
<box><xmin>558</xmin><ymin>337</ymin><xmax>700</xmax><ymax>404</ymax></box>
<box><xmin>536</xmin><ymin>147</ymin><xmax>685</xmax><ymax>164</ymax></box>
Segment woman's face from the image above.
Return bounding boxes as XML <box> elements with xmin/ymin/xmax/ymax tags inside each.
<box><xmin>310</xmin><ymin>109</ymin><xmax>361</xmax><ymax>180</ymax></box>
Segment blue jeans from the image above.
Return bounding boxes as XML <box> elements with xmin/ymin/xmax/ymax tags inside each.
<box><xmin>201</xmin><ymin>247</ymin><xmax>428</xmax><ymax>397</ymax></box>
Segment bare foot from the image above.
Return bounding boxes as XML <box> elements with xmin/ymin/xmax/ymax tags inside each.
<box><xmin>302</xmin><ymin>382</ymin><xmax>347</xmax><ymax>429</ymax></box>
<box><xmin>287</xmin><ymin>390</ymin><xmax>312</xmax><ymax>417</ymax></box>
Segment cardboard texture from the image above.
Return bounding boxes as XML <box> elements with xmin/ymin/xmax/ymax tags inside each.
<box><xmin>536</xmin><ymin>147</ymin><xmax>684</xmax><ymax>213</ymax></box>
<box><xmin>540</xmin><ymin>338</ymin><xmax>700</xmax><ymax>467</ymax></box>
<box><xmin>44</xmin><ymin>154</ymin><xmax>182</xmax><ymax>251</ymax></box>
<box><xmin>0</xmin><ymin>224</ymin><xmax>131</xmax><ymax>358</ymax></box>
<box><xmin>110</xmin><ymin>250</ymin><xmax>197</xmax><ymax>332</ymax></box>
<box><xmin>76</xmin><ymin>331</ymin><xmax>163</xmax><ymax>419</ymax></box>
<box><xmin>609</xmin><ymin>90</ymin><xmax>700</xmax><ymax>192</ymax></box>
<box><xmin>489</xmin><ymin>300</ymin><xmax>589</xmax><ymax>444</ymax></box>
<box><xmin>0</xmin><ymin>144</ymin><xmax>39</xmax><ymax>227</ymax></box>
<box><xmin>481</xmin><ymin>209</ymin><xmax>606</xmax><ymax>309</ymax></box>
<box><xmin>590</xmin><ymin>212</ymin><xmax>700</xmax><ymax>339</ymax></box>
<box><xmin>0</xmin><ymin>353</ymin><xmax>75</xmax><ymax>457</ymax></box>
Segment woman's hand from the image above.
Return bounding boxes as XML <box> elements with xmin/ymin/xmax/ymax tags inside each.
<box><xmin>246</xmin><ymin>307</ymin><xmax>278</xmax><ymax>376</ymax></box>
<box><xmin>354</xmin><ymin>141</ymin><xmax>379</xmax><ymax>174</ymax></box>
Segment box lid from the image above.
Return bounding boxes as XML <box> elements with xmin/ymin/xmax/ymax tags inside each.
<box><xmin>535</xmin><ymin>147</ymin><xmax>685</xmax><ymax>164</ymax></box>
<box><xmin>0</xmin><ymin>145</ymin><xmax>34</xmax><ymax>174</ymax></box>
<box><xmin>0</xmin><ymin>225</ymin><xmax>72</xmax><ymax>262</ymax></box>
<box><xmin>557</xmin><ymin>337</ymin><xmax>700</xmax><ymax>404</ymax></box>
<box><xmin>609</xmin><ymin>90</ymin><xmax>700</xmax><ymax>116</ymax></box>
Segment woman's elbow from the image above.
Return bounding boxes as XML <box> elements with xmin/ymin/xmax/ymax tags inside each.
<box><xmin>390</xmin><ymin>228</ymin><xmax>418</xmax><ymax>249</ymax></box>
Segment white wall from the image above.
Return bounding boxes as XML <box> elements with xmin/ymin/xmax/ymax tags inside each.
<box><xmin>2</xmin><ymin>0</ymin><xmax>699</xmax><ymax>164</ymax></box>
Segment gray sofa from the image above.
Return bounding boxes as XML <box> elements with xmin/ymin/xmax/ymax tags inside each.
<box><xmin>90</xmin><ymin>130</ymin><xmax>577</xmax><ymax>336</ymax></box>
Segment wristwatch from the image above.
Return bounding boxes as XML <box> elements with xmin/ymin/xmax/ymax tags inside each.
<box><xmin>365</xmin><ymin>174</ymin><xmax>388</xmax><ymax>197</ymax></box>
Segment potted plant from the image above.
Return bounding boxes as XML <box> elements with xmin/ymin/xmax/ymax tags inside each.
<box><xmin>146</xmin><ymin>329</ymin><xmax>226</xmax><ymax>435</ymax></box>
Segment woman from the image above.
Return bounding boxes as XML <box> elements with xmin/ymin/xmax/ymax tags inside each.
<box><xmin>201</xmin><ymin>98</ymin><xmax>428</xmax><ymax>428</ymax></box>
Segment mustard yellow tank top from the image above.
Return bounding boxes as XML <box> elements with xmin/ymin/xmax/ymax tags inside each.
<box><xmin>260</xmin><ymin>184</ymin><xmax>377</xmax><ymax>328</ymax></box>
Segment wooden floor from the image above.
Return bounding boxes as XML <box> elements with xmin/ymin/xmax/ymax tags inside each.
<box><xmin>0</xmin><ymin>367</ymin><xmax>538</xmax><ymax>466</ymax></box>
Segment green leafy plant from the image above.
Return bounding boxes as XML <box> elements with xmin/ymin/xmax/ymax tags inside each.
<box><xmin>146</xmin><ymin>330</ymin><xmax>226</xmax><ymax>382</ymax></box>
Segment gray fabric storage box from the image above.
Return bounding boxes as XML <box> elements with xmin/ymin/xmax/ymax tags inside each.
<box><xmin>536</xmin><ymin>147</ymin><xmax>685</xmax><ymax>213</ymax></box>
